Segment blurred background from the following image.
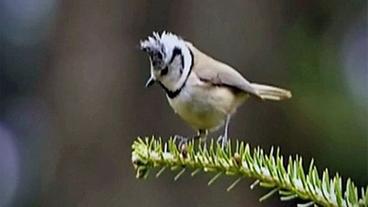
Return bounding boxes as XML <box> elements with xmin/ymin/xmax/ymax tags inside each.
<box><xmin>0</xmin><ymin>0</ymin><xmax>367</xmax><ymax>206</ymax></box>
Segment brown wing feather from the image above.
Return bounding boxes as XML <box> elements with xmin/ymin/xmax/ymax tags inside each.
<box><xmin>187</xmin><ymin>43</ymin><xmax>261</xmax><ymax>99</ymax></box>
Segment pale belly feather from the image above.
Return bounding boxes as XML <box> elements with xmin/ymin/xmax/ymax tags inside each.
<box><xmin>168</xmin><ymin>84</ymin><xmax>248</xmax><ymax>131</ymax></box>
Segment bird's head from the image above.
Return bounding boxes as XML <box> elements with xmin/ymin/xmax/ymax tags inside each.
<box><xmin>140</xmin><ymin>31</ymin><xmax>193</xmax><ymax>92</ymax></box>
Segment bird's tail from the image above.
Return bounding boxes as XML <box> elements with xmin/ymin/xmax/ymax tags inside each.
<box><xmin>251</xmin><ymin>83</ymin><xmax>292</xmax><ymax>101</ymax></box>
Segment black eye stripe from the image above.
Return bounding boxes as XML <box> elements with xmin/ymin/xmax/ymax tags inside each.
<box><xmin>169</xmin><ymin>47</ymin><xmax>185</xmax><ymax>70</ymax></box>
<box><xmin>180</xmin><ymin>53</ymin><xmax>184</xmax><ymax>69</ymax></box>
<box><xmin>169</xmin><ymin>47</ymin><xmax>182</xmax><ymax>64</ymax></box>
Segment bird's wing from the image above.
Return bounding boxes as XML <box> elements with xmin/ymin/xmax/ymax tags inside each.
<box><xmin>187</xmin><ymin>43</ymin><xmax>261</xmax><ymax>98</ymax></box>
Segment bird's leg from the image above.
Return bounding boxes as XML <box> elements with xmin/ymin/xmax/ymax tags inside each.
<box><xmin>193</xmin><ymin>129</ymin><xmax>208</xmax><ymax>142</ymax></box>
<box><xmin>217</xmin><ymin>115</ymin><xmax>231</xmax><ymax>148</ymax></box>
<box><xmin>174</xmin><ymin>129</ymin><xmax>208</xmax><ymax>148</ymax></box>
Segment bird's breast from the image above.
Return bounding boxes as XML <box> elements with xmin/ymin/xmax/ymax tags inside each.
<box><xmin>167</xmin><ymin>81</ymin><xmax>248</xmax><ymax>131</ymax></box>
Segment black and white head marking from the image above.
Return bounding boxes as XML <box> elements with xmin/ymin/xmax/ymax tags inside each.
<box><xmin>140</xmin><ymin>31</ymin><xmax>193</xmax><ymax>98</ymax></box>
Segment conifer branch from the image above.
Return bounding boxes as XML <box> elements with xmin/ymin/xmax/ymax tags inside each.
<box><xmin>131</xmin><ymin>137</ymin><xmax>368</xmax><ymax>207</ymax></box>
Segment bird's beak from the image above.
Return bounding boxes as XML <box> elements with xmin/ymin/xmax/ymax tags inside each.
<box><xmin>145</xmin><ymin>76</ymin><xmax>155</xmax><ymax>88</ymax></box>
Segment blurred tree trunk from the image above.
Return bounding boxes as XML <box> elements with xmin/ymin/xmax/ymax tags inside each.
<box><xmin>41</xmin><ymin>0</ymin><xmax>149</xmax><ymax>206</ymax></box>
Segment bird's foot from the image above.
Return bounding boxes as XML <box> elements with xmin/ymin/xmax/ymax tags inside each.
<box><xmin>173</xmin><ymin>135</ymin><xmax>188</xmax><ymax>148</ymax></box>
<box><xmin>193</xmin><ymin>134</ymin><xmax>207</xmax><ymax>143</ymax></box>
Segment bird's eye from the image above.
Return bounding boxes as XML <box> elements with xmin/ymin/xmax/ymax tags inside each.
<box><xmin>152</xmin><ymin>51</ymin><xmax>163</xmax><ymax>62</ymax></box>
<box><xmin>157</xmin><ymin>52</ymin><xmax>162</xmax><ymax>60</ymax></box>
<box><xmin>151</xmin><ymin>51</ymin><xmax>165</xmax><ymax>68</ymax></box>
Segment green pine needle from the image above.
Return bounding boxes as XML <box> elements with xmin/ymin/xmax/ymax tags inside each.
<box><xmin>208</xmin><ymin>172</ymin><xmax>222</xmax><ymax>186</ymax></box>
<box><xmin>131</xmin><ymin>137</ymin><xmax>368</xmax><ymax>207</ymax></box>
<box><xmin>227</xmin><ymin>177</ymin><xmax>242</xmax><ymax>192</ymax></box>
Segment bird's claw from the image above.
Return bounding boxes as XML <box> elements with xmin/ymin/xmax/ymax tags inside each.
<box><xmin>217</xmin><ymin>135</ymin><xmax>228</xmax><ymax>149</ymax></box>
<box><xmin>173</xmin><ymin>135</ymin><xmax>188</xmax><ymax>148</ymax></box>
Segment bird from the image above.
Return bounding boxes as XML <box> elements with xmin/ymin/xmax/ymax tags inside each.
<box><xmin>140</xmin><ymin>31</ymin><xmax>291</xmax><ymax>147</ymax></box>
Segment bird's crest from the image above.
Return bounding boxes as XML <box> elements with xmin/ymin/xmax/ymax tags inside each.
<box><xmin>140</xmin><ymin>31</ymin><xmax>186</xmax><ymax>64</ymax></box>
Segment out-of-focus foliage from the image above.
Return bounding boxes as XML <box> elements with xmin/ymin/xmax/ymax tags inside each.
<box><xmin>0</xmin><ymin>0</ymin><xmax>366</xmax><ymax>207</ymax></box>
